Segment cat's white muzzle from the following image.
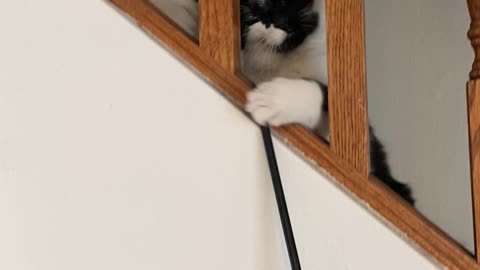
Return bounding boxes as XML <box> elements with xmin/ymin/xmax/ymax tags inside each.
<box><xmin>249</xmin><ymin>22</ymin><xmax>287</xmax><ymax>46</ymax></box>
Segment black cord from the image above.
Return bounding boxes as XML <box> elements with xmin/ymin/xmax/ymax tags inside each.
<box><xmin>260</xmin><ymin>126</ymin><xmax>302</xmax><ymax>270</ymax></box>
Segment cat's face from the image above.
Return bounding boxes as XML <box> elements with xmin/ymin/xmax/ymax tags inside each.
<box><xmin>241</xmin><ymin>0</ymin><xmax>319</xmax><ymax>53</ymax></box>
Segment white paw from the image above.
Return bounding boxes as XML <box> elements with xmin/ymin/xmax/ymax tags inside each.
<box><xmin>245</xmin><ymin>77</ymin><xmax>325</xmax><ymax>129</ymax></box>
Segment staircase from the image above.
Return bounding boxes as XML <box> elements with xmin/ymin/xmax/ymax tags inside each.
<box><xmin>1</xmin><ymin>0</ymin><xmax>479</xmax><ymax>269</ymax></box>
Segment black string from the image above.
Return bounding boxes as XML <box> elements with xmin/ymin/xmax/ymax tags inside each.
<box><xmin>260</xmin><ymin>126</ymin><xmax>302</xmax><ymax>270</ymax></box>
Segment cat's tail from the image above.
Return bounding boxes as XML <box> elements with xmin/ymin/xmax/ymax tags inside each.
<box><xmin>379</xmin><ymin>174</ymin><xmax>415</xmax><ymax>205</ymax></box>
<box><xmin>312</xmin><ymin>81</ymin><xmax>415</xmax><ymax>205</ymax></box>
<box><xmin>369</xmin><ymin>127</ymin><xmax>416</xmax><ymax>205</ymax></box>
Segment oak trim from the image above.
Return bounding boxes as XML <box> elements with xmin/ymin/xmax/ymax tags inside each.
<box><xmin>109</xmin><ymin>0</ymin><xmax>479</xmax><ymax>269</ymax></box>
<box><xmin>326</xmin><ymin>0</ymin><xmax>370</xmax><ymax>176</ymax></box>
<box><xmin>199</xmin><ymin>0</ymin><xmax>241</xmax><ymax>73</ymax></box>
<box><xmin>468</xmin><ymin>0</ymin><xmax>480</xmax><ymax>80</ymax></box>
<box><xmin>468</xmin><ymin>0</ymin><xmax>480</xmax><ymax>263</ymax></box>
<box><xmin>468</xmin><ymin>81</ymin><xmax>480</xmax><ymax>263</ymax></box>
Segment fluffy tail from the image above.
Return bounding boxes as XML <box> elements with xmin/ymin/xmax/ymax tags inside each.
<box><xmin>314</xmin><ymin>81</ymin><xmax>414</xmax><ymax>205</ymax></box>
<box><xmin>370</xmin><ymin>127</ymin><xmax>415</xmax><ymax>205</ymax></box>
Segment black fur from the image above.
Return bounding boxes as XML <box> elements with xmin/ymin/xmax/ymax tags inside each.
<box><xmin>317</xmin><ymin>83</ymin><xmax>415</xmax><ymax>205</ymax></box>
<box><xmin>369</xmin><ymin>127</ymin><xmax>415</xmax><ymax>204</ymax></box>
<box><xmin>240</xmin><ymin>0</ymin><xmax>319</xmax><ymax>53</ymax></box>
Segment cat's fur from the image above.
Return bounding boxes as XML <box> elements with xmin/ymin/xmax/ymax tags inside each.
<box><xmin>149</xmin><ymin>0</ymin><xmax>415</xmax><ymax>205</ymax></box>
<box><xmin>241</xmin><ymin>0</ymin><xmax>330</xmax><ymax>137</ymax></box>
<box><xmin>242</xmin><ymin>0</ymin><xmax>414</xmax><ymax>204</ymax></box>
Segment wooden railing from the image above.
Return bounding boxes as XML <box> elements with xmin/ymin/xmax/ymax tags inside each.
<box><xmin>326</xmin><ymin>0</ymin><xmax>369</xmax><ymax>176</ymax></box>
<box><xmin>468</xmin><ymin>0</ymin><xmax>480</xmax><ymax>265</ymax></box>
<box><xmin>109</xmin><ymin>0</ymin><xmax>480</xmax><ymax>269</ymax></box>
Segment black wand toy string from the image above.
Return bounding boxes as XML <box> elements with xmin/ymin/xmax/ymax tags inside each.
<box><xmin>260</xmin><ymin>126</ymin><xmax>302</xmax><ymax>270</ymax></box>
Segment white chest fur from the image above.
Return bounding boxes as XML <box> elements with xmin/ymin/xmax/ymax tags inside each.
<box><xmin>242</xmin><ymin>29</ymin><xmax>328</xmax><ymax>85</ymax></box>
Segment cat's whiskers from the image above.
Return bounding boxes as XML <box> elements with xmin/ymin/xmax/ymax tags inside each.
<box><xmin>263</xmin><ymin>39</ymin><xmax>279</xmax><ymax>66</ymax></box>
<box><xmin>253</xmin><ymin>39</ymin><xmax>269</xmax><ymax>59</ymax></box>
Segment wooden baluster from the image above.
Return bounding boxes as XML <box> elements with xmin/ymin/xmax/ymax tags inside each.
<box><xmin>199</xmin><ymin>0</ymin><xmax>241</xmax><ymax>73</ymax></box>
<box><xmin>326</xmin><ymin>0</ymin><xmax>370</xmax><ymax>176</ymax></box>
<box><xmin>469</xmin><ymin>0</ymin><xmax>480</xmax><ymax>80</ymax></box>
<box><xmin>467</xmin><ymin>0</ymin><xmax>480</xmax><ymax>262</ymax></box>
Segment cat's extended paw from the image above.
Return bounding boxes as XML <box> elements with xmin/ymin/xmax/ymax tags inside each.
<box><xmin>245</xmin><ymin>77</ymin><xmax>325</xmax><ymax>129</ymax></box>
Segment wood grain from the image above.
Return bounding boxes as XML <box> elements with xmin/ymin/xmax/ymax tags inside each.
<box><xmin>199</xmin><ymin>0</ymin><xmax>240</xmax><ymax>73</ymax></box>
<box><xmin>468</xmin><ymin>0</ymin><xmax>480</xmax><ymax>263</ymax></box>
<box><xmin>108</xmin><ymin>0</ymin><xmax>478</xmax><ymax>269</ymax></box>
<box><xmin>468</xmin><ymin>81</ymin><xmax>480</xmax><ymax>263</ymax></box>
<box><xmin>468</xmin><ymin>0</ymin><xmax>480</xmax><ymax>80</ymax></box>
<box><xmin>326</xmin><ymin>0</ymin><xmax>370</xmax><ymax>176</ymax></box>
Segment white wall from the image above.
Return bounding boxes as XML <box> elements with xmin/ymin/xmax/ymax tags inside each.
<box><xmin>0</xmin><ymin>1</ymin><xmax>442</xmax><ymax>269</ymax></box>
<box><xmin>365</xmin><ymin>1</ymin><xmax>475</xmax><ymax>252</ymax></box>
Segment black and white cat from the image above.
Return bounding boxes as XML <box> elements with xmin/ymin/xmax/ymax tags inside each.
<box><xmin>242</xmin><ymin>0</ymin><xmax>328</xmax><ymax>134</ymax></box>
<box><xmin>241</xmin><ymin>0</ymin><xmax>414</xmax><ymax>204</ymax></box>
<box><xmin>149</xmin><ymin>0</ymin><xmax>415</xmax><ymax>205</ymax></box>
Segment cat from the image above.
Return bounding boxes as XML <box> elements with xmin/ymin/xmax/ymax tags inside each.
<box><xmin>241</xmin><ymin>0</ymin><xmax>329</xmax><ymax>136</ymax></box>
<box><xmin>148</xmin><ymin>0</ymin><xmax>415</xmax><ymax>205</ymax></box>
<box><xmin>241</xmin><ymin>0</ymin><xmax>415</xmax><ymax>205</ymax></box>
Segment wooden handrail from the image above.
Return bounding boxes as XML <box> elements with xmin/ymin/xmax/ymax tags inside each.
<box><xmin>109</xmin><ymin>0</ymin><xmax>480</xmax><ymax>269</ymax></box>
<box><xmin>199</xmin><ymin>0</ymin><xmax>240</xmax><ymax>73</ymax></box>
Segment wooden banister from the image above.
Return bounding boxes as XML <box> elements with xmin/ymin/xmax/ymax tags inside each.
<box><xmin>468</xmin><ymin>0</ymin><xmax>480</xmax><ymax>80</ymax></box>
<box><xmin>326</xmin><ymin>0</ymin><xmax>370</xmax><ymax>176</ymax></box>
<box><xmin>468</xmin><ymin>0</ymin><xmax>480</xmax><ymax>262</ymax></box>
<box><xmin>108</xmin><ymin>0</ymin><xmax>480</xmax><ymax>269</ymax></box>
<box><xmin>468</xmin><ymin>80</ymin><xmax>480</xmax><ymax>263</ymax></box>
<box><xmin>199</xmin><ymin>0</ymin><xmax>241</xmax><ymax>73</ymax></box>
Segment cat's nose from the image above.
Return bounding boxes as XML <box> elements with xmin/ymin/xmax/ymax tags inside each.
<box><xmin>262</xmin><ymin>21</ymin><xmax>272</xmax><ymax>29</ymax></box>
<box><xmin>249</xmin><ymin>22</ymin><xmax>270</xmax><ymax>41</ymax></box>
<box><xmin>265</xmin><ymin>26</ymin><xmax>287</xmax><ymax>45</ymax></box>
